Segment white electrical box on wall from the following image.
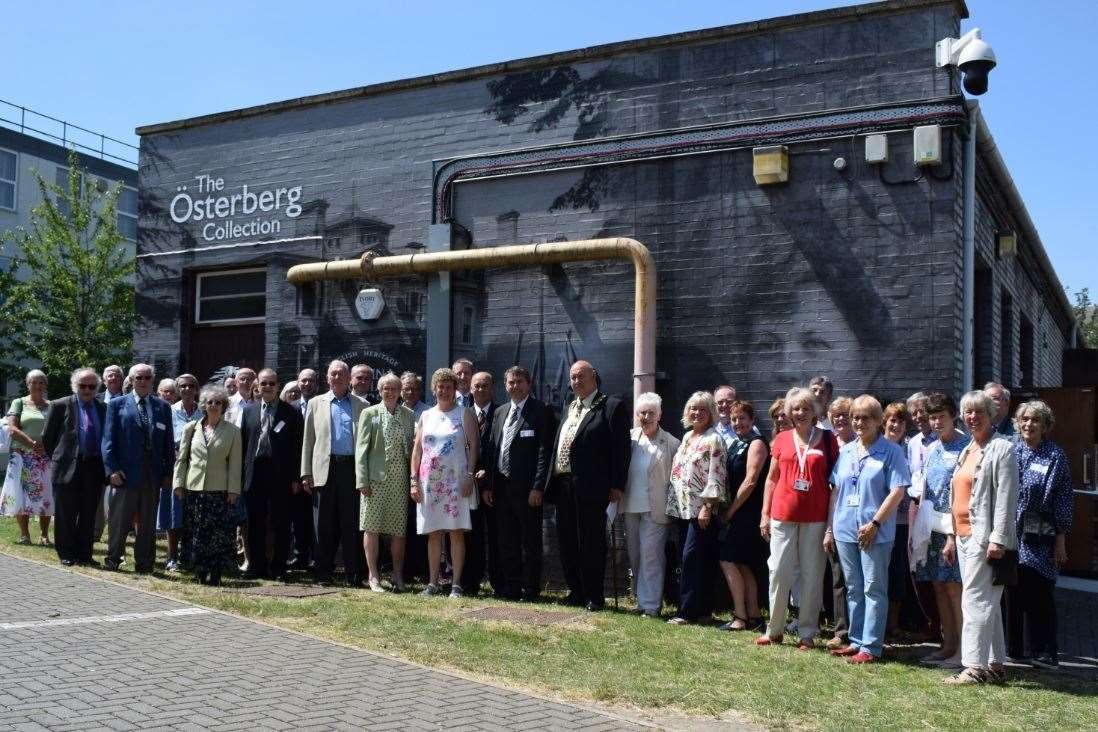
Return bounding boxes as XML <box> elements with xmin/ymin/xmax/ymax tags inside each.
<box><xmin>914</xmin><ymin>125</ymin><xmax>942</xmax><ymax>166</ymax></box>
<box><xmin>865</xmin><ymin>134</ymin><xmax>888</xmax><ymax>163</ymax></box>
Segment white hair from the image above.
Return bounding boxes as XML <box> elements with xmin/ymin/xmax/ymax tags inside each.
<box><xmin>128</xmin><ymin>363</ymin><xmax>154</xmax><ymax>379</ymax></box>
<box><xmin>960</xmin><ymin>390</ymin><xmax>997</xmax><ymax>419</ymax></box>
<box><xmin>1014</xmin><ymin>400</ymin><xmax>1054</xmax><ymax>433</ymax></box>
<box><xmin>377</xmin><ymin>372</ymin><xmax>401</xmax><ymax>390</ymax></box>
<box><xmin>157</xmin><ymin>378</ymin><xmax>178</xmax><ymax>396</ymax></box>
<box><xmin>634</xmin><ymin>392</ymin><xmax>662</xmax><ymax>416</ymax></box>
<box><xmin>326</xmin><ymin>360</ymin><xmax>349</xmax><ymax>375</ymax></box>
<box><xmin>102</xmin><ymin>364</ymin><xmax>123</xmax><ymax>379</ymax></box>
<box><xmin>70</xmin><ymin>367</ymin><xmax>100</xmax><ymax>394</ymax></box>
<box><xmin>905</xmin><ymin>391</ymin><xmax>928</xmax><ymax>412</ymax></box>
<box><xmin>25</xmin><ymin>369</ymin><xmax>47</xmax><ymax>387</ymax></box>
<box><xmin>983</xmin><ymin>381</ymin><xmax>1011</xmax><ymax>402</ymax></box>
<box><xmin>784</xmin><ymin>387</ymin><xmax>820</xmax><ymax>418</ymax></box>
<box><xmin>280</xmin><ymin>381</ymin><xmax>299</xmax><ymax>400</ymax></box>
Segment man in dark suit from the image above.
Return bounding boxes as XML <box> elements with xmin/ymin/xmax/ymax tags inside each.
<box><xmin>542</xmin><ymin>360</ymin><xmax>630</xmax><ymax>611</ymax></box>
<box><xmin>42</xmin><ymin>367</ymin><xmax>108</xmax><ymax>566</ymax></box>
<box><xmin>101</xmin><ymin>363</ymin><xmax>175</xmax><ymax>572</ymax></box>
<box><xmin>240</xmin><ymin>368</ymin><xmax>304</xmax><ymax>580</ymax></box>
<box><xmin>483</xmin><ymin>365</ymin><xmax>554</xmax><ymax>601</ymax></box>
<box><xmin>463</xmin><ymin>371</ymin><xmax>497</xmax><ymax>596</ymax></box>
<box><xmin>287</xmin><ymin>367</ymin><xmax>319</xmax><ymax>571</ymax></box>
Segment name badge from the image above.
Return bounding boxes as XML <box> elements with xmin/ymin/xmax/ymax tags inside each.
<box><xmin>155</xmin><ymin>422</ymin><xmax>166</xmax><ymax>431</ymax></box>
<box><xmin>274</xmin><ymin>421</ymin><xmax>286</xmax><ymax>433</ymax></box>
<box><xmin>846</xmin><ymin>494</ymin><xmax>860</xmax><ymax>507</ymax></box>
<box><xmin>519</xmin><ymin>429</ymin><xmax>535</xmax><ymax>438</ymax></box>
<box><xmin>865</xmin><ymin>458</ymin><xmax>884</xmax><ymax>470</ymax></box>
<box><xmin>793</xmin><ymin>478</ymin><xmax>810</xmax><ymax>492</ymax></box>
<box><xmin>1028</xmin><ymin>462</ymin><xmax>1049</xmax><ymax>475</ymax></box>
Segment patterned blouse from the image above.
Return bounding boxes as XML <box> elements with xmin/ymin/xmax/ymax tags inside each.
<box><xmin>666</xmin><ymin>427</ymin><xmax>727</xmax><ymax>520</ymax></box>
<box><xmin>1014</xmin><ymin>438</ymin><xmax>1073</xmax><ymax>580</ymax></box>
<box><xmin>922</xmin><ymin>432</ymin><xmax>972</xmax><ymax>516</ymax></box>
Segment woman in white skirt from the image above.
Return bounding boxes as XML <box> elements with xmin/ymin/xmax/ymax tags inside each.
<box><xmin>410</xmin><ymin>367</ymin><xmax>478</xmax><ymax>598</ymax></box>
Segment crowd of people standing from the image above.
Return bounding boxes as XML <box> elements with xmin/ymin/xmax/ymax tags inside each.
<box><xmin>1</xmin><ymin>360</ymin><xmax>1075</xmax><ymax>683</ymax></box>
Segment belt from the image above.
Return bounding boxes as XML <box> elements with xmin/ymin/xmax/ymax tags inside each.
<box><xmin>330</xmin><ymin>454</ymin><xmax>354</xmax><ymax>463</ymax></box>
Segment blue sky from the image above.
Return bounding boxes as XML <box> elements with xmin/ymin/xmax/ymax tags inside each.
<box><xmin>6</xmin><ymin>1</ymin><xmax>1094</xmax><ymax>301</ymax></box>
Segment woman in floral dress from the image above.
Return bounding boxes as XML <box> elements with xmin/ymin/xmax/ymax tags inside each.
<box><xmin>1</xmin><ymin>370</ymin><xmax>54</xmax><ymax>545</ymax></box>
<box><xmin>410</xmin><ymin>368</ymin><xmax>479</xmax><ymax>598</ymax></box>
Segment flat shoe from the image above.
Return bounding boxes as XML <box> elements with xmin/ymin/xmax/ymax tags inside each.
<box><xmin>830</xmin><ymin>645</ymin><xmax>858</xmax><ymax>657</ymax></box>
<box><xmin>944</xmin><ymin>667</ymin><xmax>989</xmax><ymax>685</ymax></box>
<box><xmin>847</xmin><ymin>651</ymin><xmax>876</xmax><ymax>664</ymax></box>
<box><xmin>755</xmin><ymin>635</ymin><xmax>782</xmax><ymax>646</ymax></box>
<box><xmin>666</xmin><ymin>617</ymin><xmax>688</xmax><ymax>625</ymax></box>
<box><xmin>15</xmin><ymin>537</ymin><xmax>31</xmax><ymax>545</ymax></box>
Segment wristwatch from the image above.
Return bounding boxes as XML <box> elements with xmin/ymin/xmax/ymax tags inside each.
<box><xmin>871</xmin><ymin>519</ymin><xmax>881</xmax><ymax>529</ymax></box>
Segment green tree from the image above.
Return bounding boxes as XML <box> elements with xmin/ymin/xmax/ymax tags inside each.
<box><xmin>0</xmin><ymin>247</ymin><xmax>23</xmax><ymax>397</ymax></box>
<box><xmin>1074</xmin><ymin>287</ymin><xmax>1098</xmax><ymax>349</ymax></box>
<box><xmin>2</xmin><ymin>150</ymin><xmax>135</xmax><ymax>396</ymax></box>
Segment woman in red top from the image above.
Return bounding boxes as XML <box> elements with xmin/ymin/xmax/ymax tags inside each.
<box><xmin>756</xmin><ymin>387</ymin><xmax>838</xmax><ymax>649</ymax></box>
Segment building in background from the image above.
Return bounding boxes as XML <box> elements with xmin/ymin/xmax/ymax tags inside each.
<box><xmin>133</xmin><ymin>0</ymin><xmax>1074</xmax><ymax>420</ymax></box>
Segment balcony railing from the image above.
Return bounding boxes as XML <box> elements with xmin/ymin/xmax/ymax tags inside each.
<box><xmin>0</xmin><ymin>98</ymin><xmax>137</xmax><ymax>168</ymax></box>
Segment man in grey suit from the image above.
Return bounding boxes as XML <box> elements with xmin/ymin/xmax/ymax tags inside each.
<box><xmin>42</xmin><ymin>368</ymin><xmax>108</xmax><ymax>566</ymax></box>
<box><xmin>301</xmin><ymin>360</ymin><xmax>367</xmax><ymax>586</ymax></box>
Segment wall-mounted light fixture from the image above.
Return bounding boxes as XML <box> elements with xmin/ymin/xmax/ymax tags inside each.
<box><xmin>753</xmin><ymin>145</ymin><xmax>789</xmax><ymax>185</ymax></box>
<box><xmin>996</xmin><ymin>230</ymin><xmax>1017</xmax><ymax>259</ymax></box>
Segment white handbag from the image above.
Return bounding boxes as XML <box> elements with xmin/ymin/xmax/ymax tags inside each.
<box><xmin>1</xmin><ymin>452</ymin><xmax>25</xmax><ymax>516</ymax></box>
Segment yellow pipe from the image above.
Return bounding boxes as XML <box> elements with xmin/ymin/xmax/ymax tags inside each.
<box><xmin>287</xmin><ymin>238</ymin><xmax>656</xmax><ymax>399</ymax></box>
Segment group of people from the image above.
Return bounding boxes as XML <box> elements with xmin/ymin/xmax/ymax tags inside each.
<box><xmin>2</xmin><ymin>361</ymin><xmax>1074</xmax><ymax>683</ymax></box>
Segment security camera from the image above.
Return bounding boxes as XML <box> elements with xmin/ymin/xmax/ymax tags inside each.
<box><xmin>936</xmin><ymin>28</ymin><xmax>997</xmax><ymax>96</ymax></box>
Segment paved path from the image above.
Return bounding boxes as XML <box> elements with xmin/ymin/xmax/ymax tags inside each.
<box><xmin>0</xmin><ymin>554</ymin><xmax>652</xmax><ymax>731</ymax></box>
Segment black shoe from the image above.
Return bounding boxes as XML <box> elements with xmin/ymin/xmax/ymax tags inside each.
<box><xmin>1032</xmin><ymin>654</ymin><xmax>1060</xmax><ymax>670</ymax></box>
<box><xmin>346</xmin><ymin>576</ymin><xmax>364</xmax><ymax>588</ymax></box>
<box><xmin>241</xmin><ymin>570</ymin><xmax>265</xmax><ymax>580</ymax></box>
<box><xmin>521</xmin><ymin>590</ymin><xmax>542</xmax><ymax>603</ymax></box>
<box><xmin>585</xmin><ymin>601</ymin><xmax>605</xmax><ymax>612</ymax></box>
<box><xmin>314</xmin><ymin>573</ymin><xmax>332</xmax><ymax>586</ymax></box>
<box><xmin>208</xmin><ymin>572</ymin><xmax>222</xmax><ymax>587</ymax></box>
<box><xmin>103</xmin><ymin>560</ymin><xmax>121</xmax><ymax>571</ymax></box>
<box><xmin>196</xmin><ymin>572</ymin><xmax>209</xmax><ymax>585</ymax></box>
<box><xmin>558</xmin><ymin>593</ymin><xmax>584</xmax><ymax>607</ymax></box>
<box><xmin>82</xmin><ymin>558</ymin><xmax>101</xmax><ymax>568</ymax></box>
<box><xmin>60</xmin><ymin>559</ymin><xmax>75</xmax><ymax>567</ymax></box>
<box><xmin>273</xmin><ymin>572</ymin><xmax>289</xmax><ymax>583</ymax></box>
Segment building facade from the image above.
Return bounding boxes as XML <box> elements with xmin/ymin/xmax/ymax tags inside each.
<box><xmin>134</xmin><ymin>0</ymin><xmax>1073</xmax><ymax>423</ymax></box>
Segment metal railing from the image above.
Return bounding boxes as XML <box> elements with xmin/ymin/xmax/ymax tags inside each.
<box><xmin>0</xmin><ymin>99</ymin><xmax>138</xmax><ymax>168</ymax></box>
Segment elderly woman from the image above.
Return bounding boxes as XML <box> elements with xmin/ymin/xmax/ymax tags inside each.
<box><xmin>173</xmin><ymin>385</ymin><xmax>242</xmax><ymax>586</ymax></box>
<box><xmin>2</xmin><ymin>370</ymin><xmax>53</xmax><ymax>545</ymax></box>
<box><xmin>914</xmin><ymin>392</ymin><xmax>968</xmax><ymax>667</ymax></box>
<box><xmin>622</xmin><ymin>393</ymin><xmax>680</xmax><ymax>618</ymax></box>
<box><xmin>826</xmin><ymin>395</ymin><xmax>911</xmax><ymax>663</ymax></box>
<box><xmin>757</xmin><ymin>387</ymin><xmax>838</xmax><ymax>649</ymax></box>
<box><xmin>411</xmin><ymin>368</ymin><xmax>478</xmax><ymax>598</ymax></box>
<box><xmin>718</xmin><ymin>400</ymin><xmax>770</xmax><ymax>631</ymax></box>
<box><xmin>768</xmin><ymin>398</ymin><xmax>791</xmax><ymax>437</ymax></box>
<box><xmin>944</xmin><ymin>391</ymin><xmax>1019</xmax><ymax>685</ymax></box>
<box><xmin>1006</xmin><ymin>400</ymin><xmax>1072</xmax><ymax>669</ymax></box>
<box><xmin>666</xmin><ymin>391</ymin><xmax>726</xmax><ymax>625</ymax></box>
<box><xmin>280</xmin><ymin>381</ymin><xmax>301</xmax><ymax>405</ymax></box>
<box><xmin>163</xmin><ymin>373</ymin><xmax>202</xmax><ymax>572</ymax></box>
<box><xmin>157</xmin><ymin>378</ymin><xmax>179</xmax><ymax>404</ymax></box>
<box><xmin>356</xmin><ymin>372</ymin><xmax>416</xmax><ymax>593</ymax></box>
<box><xmin>827</xmin><ymin>397</ymin><xmax>855</xmax><ymax>447</ymax></box>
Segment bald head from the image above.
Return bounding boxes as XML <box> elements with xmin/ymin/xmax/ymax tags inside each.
<box><xmin>569</xmin><ymin>360</ymin><xmax>597</xmax><ymax>400</ymax></box>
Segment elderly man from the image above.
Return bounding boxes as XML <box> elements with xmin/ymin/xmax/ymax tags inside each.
<box><xmin>225</xmin><ymin>367</ymin><xmax>257</xmax><ymax>427</ymax></box>
<box><xmin>100</xmin><ymin>365</ymin><xmax>125</xmax><ymax>402</ymax></box>
<box><xmin>401</xmin><ymin>372</ymin><xmax>429</xmax><ymax>420</ymax></box>
<box><xmin>241</xmin><ymin>368</ymin><xmax>304</xmax><ymax>580</ymax></box>
<box><xmin>287</xmin><ymin>367</ymin><xmax>320</xmax><ymax>571</ymax></box>
<box><xmin>543</xmin><ymin>360</ymin><xmax>630</xmax><ymax>611</ymax></box>
<box><xmin>302</xmin><ymin>360</ymin><xmax>367</xmax><ymax>586</ymax></box>
<box><xmin>42</xmin><ymin>368</ymin><xmax>108</xmax><ymax>566</ymax></box>
<box><xmin>451</xmin><ymin>358</ymin><xmax>474</xmax><ymax>408</ymax></box>
<box><xmin>810</xmin><ymin>375</ymin><xmax>834</xmax><ymax>431</ymax></box>
<box><xmin>224</xmin><ymin>375</ymin><xmax>238</xmax><ymax>397</ymax></box>
<box><xmin>984</xmin><ymin>382</ymin><xmax>1015</xmax><ymax>438</ymax></box>
<box><xmin>462</xmin><ymin>371</ymin><xmax>498</xmax><ymax>596</ymax></box>
<box><xmin>351</xmin><ymin>363</ymin><xmax>378</xmax><ymax>405</ymax></box>
<box><xmin>101</xmin><ymin>364</ymin><xmax>174</xmax><ymax>572</ymax></box>
<box><xmin>713</xmin><ymin>385</ymin><xmax>739</xmax><ymax>448</ymax></box>
<box><xmin>483</xmin><ymin>366</ymin><xmax>554</xmax><ymax>601</ymax></box>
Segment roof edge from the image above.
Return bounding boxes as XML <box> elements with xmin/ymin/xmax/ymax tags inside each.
<box><xmin>137</xmin><ymin>0</ymin><xmax>968</xmax><ymax>137</ymax></box>
<box><xmin>968</xmin><ymin>101</ymin><xmax>1074</xmax><ymax>331</ymax></box>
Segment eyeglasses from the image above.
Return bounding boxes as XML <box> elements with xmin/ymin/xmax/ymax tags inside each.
<box><xmin>179</xmin><ymin>383</ymin><xmax>197</xmax><ymax>389</ymax></box>
<box><xmin>77</xmin><ymin>384</ymin><xmax>97</xmax><ymax>390</ymax></box>
<box><xmin>204</xmin><ymin>400</ymin><xmax>224</xmax><ymax>407</ymax></box>
<box><xmin>132</xmin><ymin>374</ymin><xmax>151</xmax><ymax>381</ymax></box>
<box><xmin>851</xmin><ymin>414</ymin><xmax>873</xmax><ymax>422</ymax></box>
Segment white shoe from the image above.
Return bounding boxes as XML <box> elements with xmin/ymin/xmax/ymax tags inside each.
<box><xmin>368</xmin><ymin>578</ymin><xmax>386</xmax><ymax>593</ymax></box>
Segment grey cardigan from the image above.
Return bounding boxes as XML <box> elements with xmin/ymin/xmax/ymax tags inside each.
<box><xmin>950</xmin><ymin>435</ymin><xmax>1019</xmax><ymax>549</ymax></box>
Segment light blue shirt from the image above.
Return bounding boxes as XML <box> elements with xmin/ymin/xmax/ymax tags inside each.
<box><xmin>171</xmin><ymin>402</ymin><xmax>203</xmax><ymax>447</ymax></box>
<box><xmin>829</xmin><ymin>436</ymin><xmax>911</xmax><ymax>545</ymax></box>
<box><xmin>329</xmin><ymin>394</ymin><xmax>355</xmax><ymax>455</ymax></box>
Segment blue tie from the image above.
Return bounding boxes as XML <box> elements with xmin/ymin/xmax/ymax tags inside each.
<box><xmin>82</xmin><ymin>402</ymin><xmax>99</xmax><ymax>456</ymax></box>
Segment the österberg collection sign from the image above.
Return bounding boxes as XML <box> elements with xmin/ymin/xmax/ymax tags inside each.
<box><xmin>170</xmin><ymin>174</ymin><xmax>302</xmax><ymax>242</ymax></box>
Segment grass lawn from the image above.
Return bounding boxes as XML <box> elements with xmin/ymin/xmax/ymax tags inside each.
<box><xmin>2</xmin><ymin>517</ymin><xmax>1096</xmax><ymax>730</ymax></box>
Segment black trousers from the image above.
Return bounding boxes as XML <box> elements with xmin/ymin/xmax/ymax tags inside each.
<box><xmin>495</xmin><ymin>477</ymin><xmax>543</xmax><ymax>598</ymax></box>
<box><xmin>314</xmin><ymin>458</ymin><xmax>363</xmax><ymax>582</ymax></box>
<box><xmin>288</xmin><ymin>487</ymin><xmax>314</xmax><ymax>566</ymax></box>
<box><xmin>54</xmin><ymin>456</ymin><xmax>105</xmax><ymax>563</ymax></box>
<box><xmin>463</xmin><ymin>506</ymin><xmax>488</xmax><ymax>595</ymax></box>
<box><xmin>403</xmin><ymin>497</ymin><xmax>428</xmax><ymax>581</ymax></box>
<box><xmin>1007</xmin><ymin>563</ymin><xmax>1059</xmax><ymax>659</ymax></box>
<box><xmin>246</xmin><ymin>457</ymin><xmax>292</xmax><ymax>577</ymax></box>
<box><xmin>106</xmin><ymin>455</ymin><xmax>159</xmax><ymax>571</ymax></box>
<box><xmin>676</xmin><ymin>517</ymin><xmax>719</xmax><ymax>620</ymax></box>
<box><xmin>553</xmin><ymin>476</ymin><xmax>607</xmax><ymax>605</ymax></box>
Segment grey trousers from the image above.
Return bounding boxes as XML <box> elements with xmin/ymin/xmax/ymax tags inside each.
<box><xmin>106</xmin><ymin>457</ymin><xmax>159</xmax><ymax>571</ymax></box>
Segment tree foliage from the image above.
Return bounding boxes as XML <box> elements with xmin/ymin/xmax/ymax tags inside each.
<box><xmin>1073</xmin><ymin>287</ymin><xmax>1098</xmax><ymax>349</ymax></box>
<box><xmin>2</xmin><ymin>150</ymin><xmax>135</xmax><ymax>396</ymax></box>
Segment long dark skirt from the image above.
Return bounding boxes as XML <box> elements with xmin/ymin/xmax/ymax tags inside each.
<box><xmin>185</xmin><ymin>491</ymin><xmax>235</xmax><ymax>576</ymax></box>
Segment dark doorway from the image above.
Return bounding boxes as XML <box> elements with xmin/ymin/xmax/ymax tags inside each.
<box><xmin>1000</xmin><ymin>289</ymin><xmax>1014</xmax><ymax>387</ymax></box>
<box><xmin>1019</xmin><ymin>314</ymin><xmax>1034</xmax><ymax>387</ymax></box>
<box><xmin>973</xmin><ymin>262</ymin><xmax>993</xmax><ymax>387</ymax></box>
<box><xmin>188</xmin><ymin>324</ymin><xmax>265</xmax><ymax>384</ymax></box>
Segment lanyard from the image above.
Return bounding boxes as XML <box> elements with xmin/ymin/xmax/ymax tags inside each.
<box><xmin>794</xmin><ymin>428</ymin><xmax>817</xmax><ymax>479</ymax></box>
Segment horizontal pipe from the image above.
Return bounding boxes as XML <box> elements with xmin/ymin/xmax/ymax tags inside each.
<box><xmin>286</xmin><ymin>238</ymin><xmax>656</xmax><ymax>399</ymax></box>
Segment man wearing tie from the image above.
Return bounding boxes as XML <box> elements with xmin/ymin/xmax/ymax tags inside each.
<box><xmin>483</xmin><ymin>366</ymin><xmax>554</xmax><ymax>601</ymax></box>
<box><xmin>241</xmin><ymin>368</ymin><xmax>304</xmax><ymax>580</ymax></box>
<box><xmin>101</xmin><ymin>363</ymin><xmax>174</xmax><ymax>572</ymax></box>
<box><xmin>543</xmin><ymin>360</ymin><xmax>630</xmax><ymax>611</ymax></box>
<box><xmin>42</xmin><ymin>368</ymin><xmax>108</xmax><ymax>566</ymax></box>
<box><xmin>288</xmin><ymin>367</ymin><xmax>319</xmax><ymax>570</ymax></box>
<box><xmin>464</xmin><ymin>371</ymin><xmax>497</xmax><ymax>596</ymax></box>
<box><xmin>99</xmin><ymin>365</ymin><xmax>125</xmax><ymax>403</ymax></box>
<box><xmin>351</xmin><ymin>363</ymin><xmax>378</xmax><ymax>405</ymax></box>
<box><xmin>451</xmin><ymin>359</ymin><xmax>474</xmax><ymax>408</ymax></box>
<box><xmin>301</xmin><ymin>360</ymin><xmax>367</xmax><ymax>586</ymax></box>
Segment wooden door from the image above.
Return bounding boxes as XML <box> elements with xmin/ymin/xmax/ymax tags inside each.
<box><xmin>187</xmin><ymin>324</ymin><xmax>265</xmax><ymax>385</ymax></box>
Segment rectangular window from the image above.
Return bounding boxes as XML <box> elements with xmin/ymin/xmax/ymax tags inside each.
<box><xmin>999</xmin><ymin>290</ymin><xmax>1014</xmax><ymax>388</ymax></box>
<box><xmin>117</xmin><ymin>186</ymin><xmax>138</xmax><ymax>240</ymax></box>
<box><xmin>461</xmin><ymin>305</ymin><xmax>474</xmax><ymax>344</ymax></box>
<box><xmin>195</xmin><ymin>268</ymin><xmax>266</xmax><ymax>325</ymax></box>
<box><xmin>0</xmin><ymin>149</ymin><xmax>15</xmax><ymax>211</ymax></box>
<box><xmin>1020</xmin><ymin>315</ymin><xmax>1035</xmax><ymax>387</ymax></box>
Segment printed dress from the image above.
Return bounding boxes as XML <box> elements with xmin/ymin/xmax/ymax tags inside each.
<box><xmin>914</xmin><ymin>433</ymin><xmax>970</xmax><ymax>583</ymax></box>
<box><xmin>416</xmin><ymin>405</ymin><xmax>472</xmax><ymax>534</ymax></box>
<box><xmin>1</xmin><ymin>398</ymin><xmax>54</xmax><ymax>517</ymax></box>
<box><xmin>360</xmin><ymin>408</ymin><xmax>412</xmax><ymax>536</ymax></box>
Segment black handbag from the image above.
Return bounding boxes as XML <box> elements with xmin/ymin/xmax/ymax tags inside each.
<box><xmin>1022</xmin><ymin>509</ymin><xmax>1057</xmax><ymax>544</ymax></box>
<box><xmin>990</xmin><ymin>549</ymin><xmax>1019</xmax><ymax>587</ymax></box>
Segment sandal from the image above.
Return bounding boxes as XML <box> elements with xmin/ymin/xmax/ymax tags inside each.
<box><xmin>944</xmin><ymin>667</ymin><xmax>990</xmax><ymax>685</ymax></box>
<box><xmin>796</xmin><ymin>638</ymin><xmax>815</xmax><ymax>651</ymax></box>
<box><xmin>755</xmin><ymin>634</ymin><xmax>783</xmax><ymax>646</ymax></box>
<box><xmin>718</xmin><ymin>615</ymin><xmax>749</xmax><ymax>631</ymax></box>
<box><xmin>16</xmin><ymin>536</ymin><xmax>32</xmax><ymax>546</ymax></box>
<box><xmin>987</xmin><ymin>667</ymin><xmax>1007</xmax><ymax>685</ymax></box>
<box><xmin>39</xmin><ymin>537</ymin><xmax>52</xmax><ymax>547</ymax></box>
<box><xmin>667</xmin><ymin>617</ymin><xmax>689</xmax><ymax>626</ymax></box>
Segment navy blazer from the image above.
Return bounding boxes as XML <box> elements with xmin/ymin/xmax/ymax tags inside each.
<box><xmin>101</xmin><ymin>393</ymin><xmax>175</xmax><ymax>489</ymax></box>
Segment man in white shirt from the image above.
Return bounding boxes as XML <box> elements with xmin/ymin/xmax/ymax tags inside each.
<box><xmin>99</xmin><ymin>365</ymin><xmax>125</xmax><ymax>403</ymax></box>
<box><xmin>451</xmin><ymin>358</ymin><xmax>474</xmax><ymax>407</ymax></box>
<box><xmin>351</xmin><ymin>363</ymin><xmax>377</xmax><ymax>405</ymax></box>
<box><xmin>400</xmin><ymin>372</ymin><xmax>429</xmax><ymax>420</ymax></box>
<box><xmin>294</xmin><ymin>368</ymin><xmax>318</xmax><ymax>417</ymax></box>
<box><xmin>225</xmin><ymin>367</ymin><xmax>257</xmax><ymax>428</ymax></box>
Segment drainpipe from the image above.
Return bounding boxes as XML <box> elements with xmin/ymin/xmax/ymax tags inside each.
<box><xmin>962</xmin><ymin>102</ymin><xmax>977</xmax><ymax>393</ymax></box>
<box><xmin>287</xmin><ymin>238</ymin><xmax>657</xmax><ymax>399</ymax></box>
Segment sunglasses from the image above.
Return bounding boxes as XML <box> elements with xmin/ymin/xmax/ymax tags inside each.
<box><xmin>77</xmin><ymin>384</ymin><xmax>98</xmax><ymax>390</ymax></box>
<box><xmin>132</xmin><ymin>374</ymin><xmax>152</xmax><ymax>381</ymax></box>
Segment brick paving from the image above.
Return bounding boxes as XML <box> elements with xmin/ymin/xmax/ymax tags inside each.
<box><xmin>0</xmin><ymin>554</ymin><xmax>657</xmax><ymax>731</ymax></box>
